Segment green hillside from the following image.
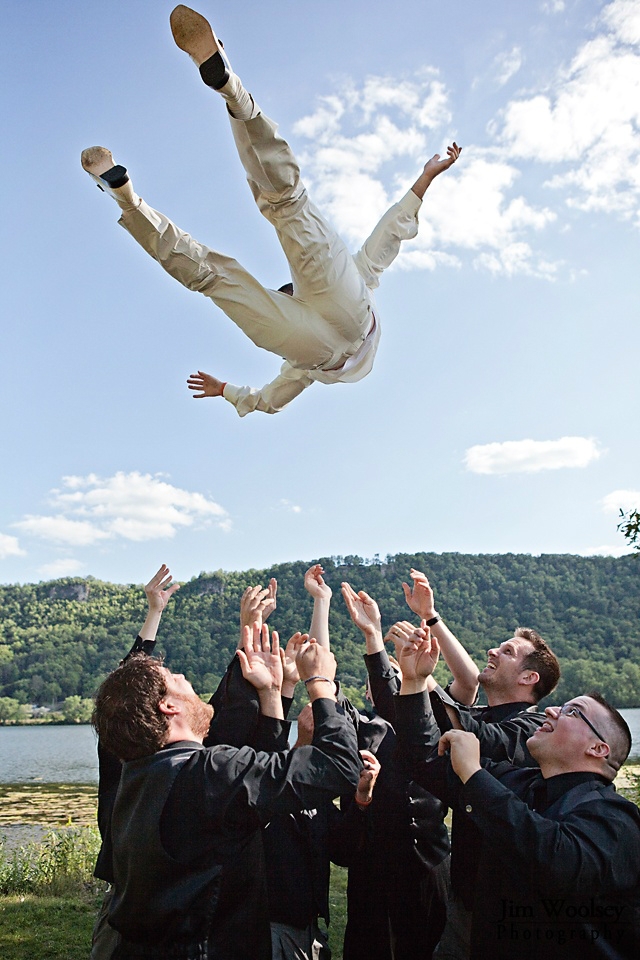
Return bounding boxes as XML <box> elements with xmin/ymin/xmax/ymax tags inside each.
<box><xmin>1</xmin><ymin>552</ymin><xmax>639</xmax><ymax>709</ymax></box>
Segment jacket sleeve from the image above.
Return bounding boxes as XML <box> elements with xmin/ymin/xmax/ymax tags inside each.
<box><xmin>462</xmin><ymin>769</ymin><xmax>640</xmax><ymax>896</ymax></box>
<box><xmin>352</xmin><ymin>190</ymin><xmax>421</xmax><ymax>289</ymax></box>
<box><xmin>204</xmin><ymin>654</ymin><xmax>261</xmax><ymax>749</ymax></box>
<box><xmin>430</xmin><ymin>687</ymin><xmax>545</xmax><ymax>766</ymax></box>
<box><xmin>223</xmin><ymin>362</ymin><xmax>314</xmax><ymax>416</ymax></box>
<box><xmin>210</xmin><ymin>699</ymin><xmax>362</xmax><ymax>822</ymax></box>
<box><xmin>363</xmin><ymin>649</ymin><xmax>400</xmax><ymax>724</ymax></box>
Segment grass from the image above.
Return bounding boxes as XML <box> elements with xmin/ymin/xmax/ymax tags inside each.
<box><xmin>0</xmin><ymin>820</ymin><xmax>105</xmax><ymax>960</ymax></box>
<box><xmin>0</xmin><ymin>892</ymin><xmax>102</xmax><ymax>960</ymax></box>
<box><xmin>328</xmin><ymin>864</ymin><xmax>349</xmax><ymax>958</ymax></box>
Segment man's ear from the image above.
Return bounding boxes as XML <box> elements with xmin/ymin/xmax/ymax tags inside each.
<box><xmin>158</xmin><ymin>697</ymin><xmax>182</xmax><ymax>717</ymax></box>
<box><xmin>518</xmin><ymin>670</ymin><xmax>540</xmax><ymax>690</ymax></box>
<box><xmin>586</xmin><ymin>741</ymin><xmax>610</xmax><ymax>760</ymax></box>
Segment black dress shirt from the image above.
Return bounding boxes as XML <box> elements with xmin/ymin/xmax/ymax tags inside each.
<box><xmin>395</xmin><ymin>690</ymin><xmax>640</xmax><ymax>960</ymax></box>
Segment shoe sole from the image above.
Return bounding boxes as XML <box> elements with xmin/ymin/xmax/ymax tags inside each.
<box><xmin>170</xmin><ymin>5</ymin><xmax>219</xmax><ymax>65</ymax></box>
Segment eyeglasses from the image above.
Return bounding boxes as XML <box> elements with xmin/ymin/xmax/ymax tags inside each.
<box><xmin>559</xmin><ymin>704</ymin><xmax>608</xmax><ymax>746</ymax></box>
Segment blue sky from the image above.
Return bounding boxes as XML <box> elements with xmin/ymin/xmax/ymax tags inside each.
<box><xmin>1</xmin><ymin>0</ymin><xmax>639</xmax><ymax>585</ymax></box>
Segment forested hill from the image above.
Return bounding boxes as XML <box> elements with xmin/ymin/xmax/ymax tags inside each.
<box><xmin>1</xmin><ymin>552</ymin><xmax>639</xmax><ymax>709</ymax></box>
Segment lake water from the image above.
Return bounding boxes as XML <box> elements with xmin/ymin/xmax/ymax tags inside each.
<box><xmin>1</xmin><ymin>709</ymin><xmax>639</xmax><ymax>783</ymax></box>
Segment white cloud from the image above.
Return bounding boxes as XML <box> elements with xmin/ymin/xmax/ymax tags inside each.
<box><xmin>293</xmin><ymin>76</ymin><xmax>558</xmax><ymax>278</ymax></box>
<box><xmin>602</xmin><ymin>0</ymin><xmax>640</xmax><ymax>45</ymax></box>
<box><xmin>601</xmin><ymin>488</ymin><xmax>640</xmax><ymax>513</ymax></box>
<box><xmin>278</xmin><ymin>499</ymin><xmax>302</xmax><ymax>514</ymax></box>
<box><xmin>38</xmin><ymin>558</ymin><xmax>85</xmax><ymax>578</ymax></box>
<box><xmin>542</xmin><ymin>1</ymin><xmax>565</xmax><ymax>13</ymax></box>
<box><xmin>464</xmin><ymin>436</ymin><xmax>602</xmax><ymax>474</ymax></box>
<box><xmin>579</xmin><ymin>543</ymin><xmax>633</xmax><ymax>557</ymax></box>
<box><xmin>0</xmin><ymin>533</ymin><xmax>25</xmax><ymax>560</ymax></box>
<box><xmin>493</xmin><ymin>47</ymin><xmax>523</xmax><ymax>87</ymax></box>
<box><xmin>14</xmin><ymin>472</ymin><xmax>230</xmax><ymax>546</ymax></box>
<box><xmin>14</xmin><ymin>515</ymin><xmax>110</xmax><ymax>546</ymax></box>
<box><xmin>494</xmin><ymin>0</ymin><xmax>640</xmax><ymax>222</ymax></box>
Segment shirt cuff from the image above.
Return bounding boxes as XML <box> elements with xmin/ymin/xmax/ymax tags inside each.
<box><xmin>222</xmin><ymin>382</ymin><xmax>239</xmax><ymax>405</ymax></box>
<box><xmin>393</xmin><ymin>689</ymin><xmax>432</xmax><ymax>729</ymax></box>
<box><xmin>461</xmin><ymin>767</ymin><xmax>509</xmax><ymax>814</ymax></box>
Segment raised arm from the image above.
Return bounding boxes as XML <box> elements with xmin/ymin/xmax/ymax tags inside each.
<box><xmin>305</xmin><ymin>564</ymin><xmax>332</xmax><ymax>649</ymax></box>
<box><xmin>402</xmin><ymin>569</ymin><xmax>478</xmax><ymax>705</ymax></box>
<box><xmin>137</xmin><ymin>564</ymin><xmax>181</xmax><ymax>647</ymax></box>
<box><xmin>341</xmin><ymin>582</ymin><xmax>384</xmax><ymax>653</ymax></box>
<box><xmin>188</xmin><ymin>363</ymin><xmax>314</xmax><ymax>417</ymax></box>
<box><xmin>352</xmin><ymin>144</ymin><xmax>461</xmax><ymax>289</ymax></box>
<box><xmin>341</xmin><ymin>581</ymin><xmax>398</xmax><ymax>722</ymax></box>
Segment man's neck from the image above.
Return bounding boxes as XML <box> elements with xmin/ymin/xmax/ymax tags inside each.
<box><xmin>484</xmin><ymin>689</ymin><xmax>536</xmax><ymax>709</ymax></box>
<box><xmin>539</xmin><ymin>761</ymin><xmax>606</xmax><ymax>780</ymax></box>
<box><xmin>165</xmin><ymin>721</ymin><xmax>203</xmax><ymax>745</ymax></box>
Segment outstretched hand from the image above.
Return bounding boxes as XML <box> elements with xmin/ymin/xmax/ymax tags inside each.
<box><xmin>341</xmin><ymin>582</ymin><xmax>382</xmax><ymax>639</ymax></box>
<box><xmin>239</xmin><ymin>580</ymin><xmax>278</xmax><ymax>637</ymax></box>
<box><xmin>423</xmin><ymin>142</ymin><xmax>461</xmax><ymax>179</ymax></box>
<box><xmin>304</xmin><ymin>564</ymin><xmax>332</xmax><ymax>601</ymax></box>
<box><xmin>386</xmin><ymin>620</ymin><xmax>440</xmax><ymax>685</ymax></box>
<box><xmin>237</xmin><ymin>623</ymin><xmax>284</xmax><ymax>692</ymax></box>
<box><xmin>144</xmin><ymin>564</ymin><xmax>180</xmax><ymax>614</ymax></box>
<box><xmin>187</xmin><ymin>370</ymin><xmax>225</xmax><ymax>398</ymax></box>
<box><xmin>282</xmin><ymin>632</ymin><xmax>307</xmax><ymax>689</ymax></box>
<box><xmin>412</xmin><ymin>143</ymin><xmax>462</xmax><ymax>199</ymax></box>
<box><xmin>296</xmin><ymin>637</ymin><xmax>336</xmax><ymax>699</ymax></box>
<box><xmin>402</xmin><ymin>569</ymin><xmax>436</xmax><ymax>620</ymax></box>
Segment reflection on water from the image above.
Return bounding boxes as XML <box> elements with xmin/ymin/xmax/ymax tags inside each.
<box><xmin>0</xmin><ymin>709</ymin><xmax>638</xmax><ymax>784</ymax></box>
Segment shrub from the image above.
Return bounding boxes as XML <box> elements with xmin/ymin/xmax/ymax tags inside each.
<box><xmin>0</xmin><ymin>827</ymin><xmax>102</xmax><ymax>896</ymax></box>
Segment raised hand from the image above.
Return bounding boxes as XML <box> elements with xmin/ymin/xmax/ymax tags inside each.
<box><xmin>386</xmin><ymin>620</ymin><xmax>440</xmax><ymax>685</ymax></box>
<box><xmin>282</xmin><ymin>632</ymin><xmax>307</xmax><ymax>690</ymax></box>
<box><xmin>237</xmin><ymin>623</ymin><xmax>284</xmax><ymax>693</ymax></box>
<box><xmin>402</xmin><ymin>569</ymin><xmax>436</xmax><ymax>621</ymax></box>
<box><xmin>144</xmin><ymin>564</ymin><xmax>181</xmax><ymax>614</ymax></box>
<box><xmin>262</xmin><ymin>578</ymin><xmax>278</xmax><ymax>621</ymax></box>
<box><xmin>239</xmin><ymin>582</ymin><xmax>278</xmax><ymax>638</ymax></box>
<box><xmin>295</xmin><ymin>638</ymin><xmax>337</xmax><ymax>701</ymax></box>
<box><xmin>423</xmin><ymin>142</ymin><xmax>461</xmax><ymax>179</ymax></box>
<box><xmin>304</xmin><ymin>564</ymin><xmax>332</xmax><ymax>601</ymax></box>
<box><xmin>341</xmin><ymin>582</ymin><xmax>382</xmax><ymax>640</ymax></box>
<box><xmin>187</xmin><ymin>370</ymin><xmax>225</xmax><ymax>398</ymax></box>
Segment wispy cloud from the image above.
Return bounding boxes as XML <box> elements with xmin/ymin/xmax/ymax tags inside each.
<box><xmin>542</xmin><ymin>0</ymin><xmax>566</xmax><ymax>14</ymax></box>
<box><xmin>0</xmin><ymin>533</ymin><xmax>25</xmax><ymax>560</ymax></box>
<box><xmin>579</xmin><ymin>543</ymin><xmax>632</xmax><ymax>557</ymax></box>
<box><xmin>601</xmin><ymin>488</ymin><xmax>640</xmax><ymax>513</ymax></box>
<box><xmin>464</xmin><ymin>436</ymin><xmax>602</xmax><ymax>474</ymax></box>
<box><xmin>278</xmin><ymin>499</ymin><xmax>303</xmax><ymax>514</ymax></box>
<box><xmin>13</xmin><ymin>472</ymin><xmax>230</xmax><ymax>546</ymax></box>
<box><xmin>494</xmin><ymin>0</ymin><xmax>640</xmax><ymax>223</ymax></box>
<box><xmin>293</xmin><ymin>73</ymin><xmax>558</xmax><ymax>278</ymax></box>
<box><xmin>492</xmin><ymin>47</ymin><xmax>523</xmax><ymax>87</ymax></box>
<box><xmin>38</xmin><ymin>558</ymin><xmax>85</xmax><ymax>578</ymax></box>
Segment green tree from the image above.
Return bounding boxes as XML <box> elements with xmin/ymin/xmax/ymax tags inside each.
<box><xmin>0</xmin><ymin>697</ymin><xmax>28</xmax><ymax>723</ymax></box>
<box><xmin>619</xmin><ymin>508</ymin><xmax>640</xmax><ymax>554</ymax></box>
<box><xmin>62</xmin><ymin>696</ymin><xmax>94</xmax><ymax>724</ymax></box>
